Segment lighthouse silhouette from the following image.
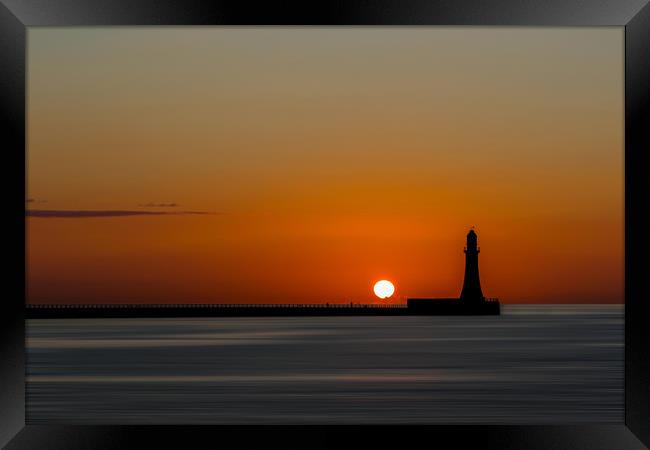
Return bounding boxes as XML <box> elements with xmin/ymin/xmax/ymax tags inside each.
<box><xmin>460</xmin><ymin>229</ymin><xmax>485</xmax><ymax>302</ymax></box>
<box><xmin>406</xmin><ymin>227</ymin><xmax>499</xmax><ymax>314</ymax></box>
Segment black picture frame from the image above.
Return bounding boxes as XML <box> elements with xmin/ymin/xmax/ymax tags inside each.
<box><xmin>2</xmin><ymin>1</ymin><xmax>648</xmax><ymax>448</ymax></box>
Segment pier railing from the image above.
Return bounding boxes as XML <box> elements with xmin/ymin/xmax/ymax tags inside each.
<box><xmin>26</xmin><ymin>299</ymin><xmax>500</xmax><ymax>318</ymax></box>
<box><xmin>27</xmin><ymin>300</ymin><xmax>502</xmax><ymax>310</ymax></box>
<box><xmin>27</xmin><ymin>303</ymin><xmax>409</xmax><ymax>309</ymax></box>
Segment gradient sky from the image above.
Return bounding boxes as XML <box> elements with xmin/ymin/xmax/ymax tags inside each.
<box><xmin>27</xmin><ymin>27</ymin><xmax>623</xmax><ymax>304</ymax></box>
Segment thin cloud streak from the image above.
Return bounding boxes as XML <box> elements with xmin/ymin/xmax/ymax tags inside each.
<box><xmin>26</xmin><ymin>209</ymin><xmax>215</xmax><ymax>218</ymax></box>
<box><xmin>138</xmin><ymin>202</ymin><xmax>179</xmax><ymax>207</ymax></box>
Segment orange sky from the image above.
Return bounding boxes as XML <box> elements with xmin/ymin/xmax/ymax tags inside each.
<box><xmin>26</xmin><ymin>28</ymin><xmax>624</xmax><ymax>304</ymax></box>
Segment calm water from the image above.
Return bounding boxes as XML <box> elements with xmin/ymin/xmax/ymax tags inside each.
<box><xmin>26</xmin><ymin>305</ymin><xmax>623</xmax><ymax>424</ymax></box>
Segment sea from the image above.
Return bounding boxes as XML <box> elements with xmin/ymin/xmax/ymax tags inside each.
<box><xmin>26</xmin><ymin>304</ymin><xmax>623</xmax><ymax>424</ymax></box>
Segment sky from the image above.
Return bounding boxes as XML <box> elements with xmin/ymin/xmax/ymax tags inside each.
<box><xmin>26</xmin><ymin>27</ymin><xmax>624</xmax><ymax>304</ymax></box>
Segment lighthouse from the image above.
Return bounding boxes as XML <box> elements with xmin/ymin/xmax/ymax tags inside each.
<box><xmin>460</xmin><ymin>229</ymin><xmax>485</xmax><ymax>303</ymax></box>
<box><xmin>405</xmin><ymin>228</ymin><xmax>499</xmax><ymax>314</ymax></box>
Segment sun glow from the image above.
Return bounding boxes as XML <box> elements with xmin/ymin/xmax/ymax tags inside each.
<box><xmin>373</xmin><ymin>280</ymin><xmax>395</xmax><ymax>299</ymax></box>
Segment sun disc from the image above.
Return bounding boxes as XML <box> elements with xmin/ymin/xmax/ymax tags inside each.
<box><xmin>373</xmin><ymin>280</ymin><xmax>395</xmax><ymax>299</ymax></box>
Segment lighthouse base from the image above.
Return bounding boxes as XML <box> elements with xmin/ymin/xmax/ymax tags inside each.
<box><xmin>406</xmin><ymin>298</ymin><xmax>500</xmax><ymax>315</ymax></box>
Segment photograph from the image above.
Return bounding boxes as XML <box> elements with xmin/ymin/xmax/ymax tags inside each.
<box><xmin>24</xmin><ymin>27</ymin><xmax>625</xmax><ymax>425</ymax></box>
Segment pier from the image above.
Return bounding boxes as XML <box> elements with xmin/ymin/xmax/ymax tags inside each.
<box><xmin>26</xmin><ymin>299</ymin><xmax>500</xmax><ymax>318</ymax></box>
<box><xmin>27</xmin><ymin>229</ymin><xmax>500</xmax><ymax>318</ymax></box>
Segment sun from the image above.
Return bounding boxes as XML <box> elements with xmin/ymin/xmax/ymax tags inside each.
<box><xmin>373</xmin><ymin>280</ymin><xmax>395</xmax><ymax>299</ymax></box>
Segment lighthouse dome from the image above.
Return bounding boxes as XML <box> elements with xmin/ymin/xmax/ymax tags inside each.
<box><xmin>466</xmin><ymin>229</ymin><xmax>478</xmax><ymax>247</ymax></box>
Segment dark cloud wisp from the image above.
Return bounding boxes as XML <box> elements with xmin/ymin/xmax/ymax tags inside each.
<box><xmin>26</xmin><ymin>209</ymin><xmax>214</xmax><ymax>218</ymax></box>
<box><xmin>138</xmin><ymin>202</ymin><xmax>179</xmax><ymax>207</ymax></box>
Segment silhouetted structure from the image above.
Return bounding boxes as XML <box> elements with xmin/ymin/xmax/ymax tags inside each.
<box><xmin>460</xmin><ymin>229</ymin><xmax>484</xmax><ymax>302</ymax></box>
<box><xmin>407</xmin><ymin>229</ymin><xmax>500</xmax><ymax>315</ymax></box>
<box><xmin>26</xmin><ymin>303</ymin><xmax>410</xmax><ymax>318</ymax></box>
<box><xmin>27</xmin><ymin>229</ymin><xmax>499</xmax><ymax>318</ymax></box>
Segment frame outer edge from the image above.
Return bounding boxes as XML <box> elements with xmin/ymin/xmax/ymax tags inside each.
<box><xmin>625</xmin><ymin>1</ymin><xmax>650</xmax><ymax>448</ymax></box>
<box><xmin>0</xmin><ymin>0</ymin><xmax>649</xmax><ymax>26</ymax></box>
<box><xmin>0</xmin><ymin>0</ymin><xmax>648</xmax><ymax>448</ymax></box>
<box><xmin>0</xmin><ymin>1</ymin><xmax>26</xmax><ymax>448</ymax></box>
